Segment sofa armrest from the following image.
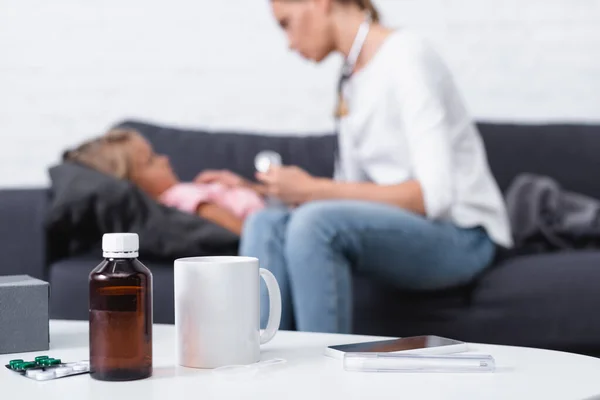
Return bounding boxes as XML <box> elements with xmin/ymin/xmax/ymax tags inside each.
<box><xmin>0</xmin><ymin>188</ymin><xmax>48</xmax><ymax>280</ymax></box>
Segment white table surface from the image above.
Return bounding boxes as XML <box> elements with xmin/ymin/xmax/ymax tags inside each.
<box><xmin>2</xmin><ymin>320</ymin><xmax>600</xmax><ymax>399</ymax></box>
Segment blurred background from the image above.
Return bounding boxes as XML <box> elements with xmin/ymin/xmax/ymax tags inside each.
<box><xmin>1</xmin><ymin>0</ymin><xmax>599</xmax><ymax>187</ymax></box>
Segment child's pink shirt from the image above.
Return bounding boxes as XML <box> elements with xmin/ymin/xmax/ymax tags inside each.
<box><xmin>159</xmin><ymin>182</ymin><xmax>264</xmax><ymax>220</ymax></box>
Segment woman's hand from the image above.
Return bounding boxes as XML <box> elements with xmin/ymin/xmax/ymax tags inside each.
<box><xmin>256</xmin><ymin>166</ymin><xmax>320</xmax><ymax>205</ymax></box>
<box><xmin>195</xmin><ymin>169</ymin><xmax>246</xmax><ymax>188</ymax></box>
<box><xmin>195</xmin><ymin>169</ymin><xmax>269</xmax><ymax>196</ymax></box>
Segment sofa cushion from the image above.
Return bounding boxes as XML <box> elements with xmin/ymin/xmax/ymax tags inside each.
<box><xmin>114</xmin><ymin>120</ymin><xmax>600</xmax><ymax>202</ymax></box>
<box><xmin>353</xmin><ymin>250</ymin><xmax>600</xmax><ymax>355</ymax></box>
<box><xmin>478</xmin><ymin>123</ymin><xmax>600</xmax><ymax>199</ymax></box>
<box><xmin>467</xmin><ymin>251</ymin><xmax>600</xmax><ymax>352</ymax></box>
<box><xmin>0</xmin><ymin>189</ymin><xmax>48</xmax><ymax>280</ymax></box>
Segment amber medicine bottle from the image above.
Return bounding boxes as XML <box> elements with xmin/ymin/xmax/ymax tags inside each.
<box><xmin>89</xmin><ymin>233</ymin><xmax>153</xmax><ymax>381</ymax></box>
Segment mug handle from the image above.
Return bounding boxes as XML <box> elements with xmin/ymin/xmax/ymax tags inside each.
<box><xmin>259</xmin><ymin>268</ymin><xmax>282</xmax><ymax>345</ymax></box>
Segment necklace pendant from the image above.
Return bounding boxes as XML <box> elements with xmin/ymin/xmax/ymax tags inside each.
<box><xmin>335</xmin><ymin>94</ymin><xmax>349</xmax><ymax>118</ymax></box>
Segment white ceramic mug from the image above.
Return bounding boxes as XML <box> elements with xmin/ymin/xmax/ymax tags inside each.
<box><xmin>174</xmin><ymin>256</ymin><xmax>282</xmax><ymax>369</ymax></box>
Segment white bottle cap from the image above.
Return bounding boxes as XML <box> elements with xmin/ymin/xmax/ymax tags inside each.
<box><xmin>102</xmin><ymin>233</ymin><xmax>139</xmax><ymax>258</ymax></box>
<box><xmin>254</xmin><ymin>151</ymin><xmax>282</xmax><ymax>173</ymax></box>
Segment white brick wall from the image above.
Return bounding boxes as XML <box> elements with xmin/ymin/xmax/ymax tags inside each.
<box><xmin>1</xmin><ymin>0</ymin><xmax>599</xmax><ymax>187</ymax></box>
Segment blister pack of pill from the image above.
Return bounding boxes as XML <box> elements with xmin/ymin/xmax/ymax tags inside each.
<box><xmin>6</xmin><ymin>356</ymin><xmax>90</xmax><ymax>381</ymax></box>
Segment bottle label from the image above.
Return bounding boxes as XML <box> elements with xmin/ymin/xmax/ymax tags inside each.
<box><xmin>89</xmin><ymin>286</ymin><xmax>151</xmax><ymax>367</ymax></box>
<box><xmin>90</xmin><ymin>286</ymin><xmax>141</xmax><ymax>312</ymax></box>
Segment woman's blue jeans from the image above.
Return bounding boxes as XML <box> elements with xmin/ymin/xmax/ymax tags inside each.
<box><xmin>239</xmin><ymin>200</ymin><xmax>496</xmax><ymax>334</ymax></box>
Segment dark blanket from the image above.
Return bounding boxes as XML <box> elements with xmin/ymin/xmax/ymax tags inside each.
<box><xmin>45</xmin><ymin>162</ymin><xmax>239</xmax><ymax>261</ymax></box>
<box><xmin>505</xmin><ymin>173</ymin><xmax>600</xmax><ymax>253</ymax></box>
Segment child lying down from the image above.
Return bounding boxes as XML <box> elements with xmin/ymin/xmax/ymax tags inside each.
<box><xmin>62</xmin><ymin>128</ymin><xmax>265</xmax><ymax>235</ymax></box>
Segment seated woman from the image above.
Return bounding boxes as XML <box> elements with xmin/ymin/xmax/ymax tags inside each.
<box><xmin>202</xmin><ymin>0</ymin><xmax>514</xmax><ymax>334</ymax></box>
<box><xmin>62</xmin><ymin>128</ymin><xmax>265</xmax><ymax>235</ymax></box>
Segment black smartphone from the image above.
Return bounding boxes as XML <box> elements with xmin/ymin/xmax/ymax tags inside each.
<box><xmin>324</xmin><ymin>335</ymin><xmax>468</xmax><ymax>359</ymax></box>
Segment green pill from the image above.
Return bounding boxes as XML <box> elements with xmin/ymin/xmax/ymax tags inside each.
<box><xmin>9</xmin><ymin>359</ymin><xmax>24</xmax><ymax>368</ymax></box>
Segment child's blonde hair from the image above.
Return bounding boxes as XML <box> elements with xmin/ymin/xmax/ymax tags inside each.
<box><xmin>62</xmin><ymin>128</ymin><xmax>141</xmax><ymax>180</ymax></box>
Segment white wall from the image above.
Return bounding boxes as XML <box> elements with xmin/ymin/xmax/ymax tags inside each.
<box><xmin>1</xmin><ymin>0</ymin><xmax>599</xmax><ymax>187</ymax></box>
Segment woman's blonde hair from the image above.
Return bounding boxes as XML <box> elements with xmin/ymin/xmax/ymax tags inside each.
<box><xmin>274</xmin><ymin>0</ymin><xmax>380</xmax><ymax>23</ymax></box>
<box><xmin>337</xmin><ymin>0</ymin><xmax>380</xmax><ymax>23</ymax></box>
<box><xmin>62</xmin><ymin>128</ymin><xmax>141</xmax><ymax>180</ymax></box>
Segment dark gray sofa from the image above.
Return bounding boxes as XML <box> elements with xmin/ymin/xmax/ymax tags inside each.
<box><xmin>2</xmin><ymin>120</ymin><xmax>600</xmax><ymax>357</ymax></box>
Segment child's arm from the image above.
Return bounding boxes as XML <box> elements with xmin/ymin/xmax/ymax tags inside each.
<box><xmin>197</xmin><ymin>203</ymin><xmax>243</xmax><ymax>236</ymax></box>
